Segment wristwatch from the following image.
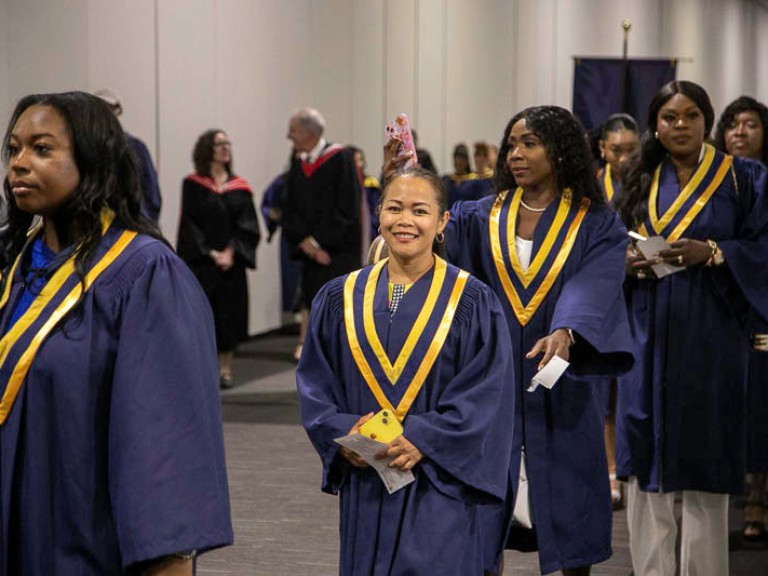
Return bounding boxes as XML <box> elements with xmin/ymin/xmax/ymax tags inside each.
<box><xmin>172</xmin><ymin>550</ymin><xmax>197</xmax><ymax>561</ymax></box>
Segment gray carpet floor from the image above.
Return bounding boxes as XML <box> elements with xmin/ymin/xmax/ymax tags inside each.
<box><xmin>198</xmin><ymin>332</ymin><xmax>768</xmax><ymax>575</ymax></box>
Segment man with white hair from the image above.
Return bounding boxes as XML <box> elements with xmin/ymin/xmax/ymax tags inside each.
<box><xmin>283</xmin><ymin>107</ymin><xmax>362</xmax><ymax>361</ymax></box>
<box><xmin>94</xmin><ymin>88</ymin><xmax>162</xmax><ymax>224</ymax></box>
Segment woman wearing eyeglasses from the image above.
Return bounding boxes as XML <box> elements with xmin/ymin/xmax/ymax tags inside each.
<box><xmin>177</xmin><ymin>129</ymin><xmax>260</xmax><ymax>388</ymax></box>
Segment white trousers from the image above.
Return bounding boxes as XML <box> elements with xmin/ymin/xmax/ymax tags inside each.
<box><xmin>625</xmin><ymin>477</ymin><xmax>729</xmax><ymax>576</ymax></box>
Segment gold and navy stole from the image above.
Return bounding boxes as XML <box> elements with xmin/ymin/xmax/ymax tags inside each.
<box><xmin>363</xmin><ymin>175</ymin><xmax>380</xmax><ymax>190</ymax></box>
<box><xmin>187</xmin><ymin>174</ymin><xmax>253</xmax><ymax>195</ymax></box>
<box><xmin>301</xmin><ymin>144</ymin><xmax>344</xmax><ymax>178</ymax></box>
<box><xmin>449</xmin><ymin>172</ymin><xmax>477</xmax><ymax>185</ymax></box>
<box><xmin>637</xmin><ymin>144</ymin><xmax>733</xmax><ymax>242</ymax></box>
<box><xmin>599</xmin><ymin>164</ymin><xmax>616</xmax><ymax>202</ymax></box>
<box><xmin>343</xmin><ymin>256</ymin><xmax>469</xmax><ymax>422</ymax></box>
<box><xmin>0</xmin><ymin>211</ymin><xmax>137</xmax><ymax>424</ymax></box>
<box><xmin>489</xmin><ymin>187</ymin><xmax>590</xmax><ymax>326</ymax></box>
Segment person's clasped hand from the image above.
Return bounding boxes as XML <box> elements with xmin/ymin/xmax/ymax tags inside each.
<box><xmin>657</xmin><ymin>238</ymin><xmax>713</xmax><ymax>268</ymax></box>
<box><xmin>626</xmin><ymin>242</ymin><xmax>656</xmax><ymax>280</ymax></box>
<box><xmin>338</xmin><ymin>413</ymin><xmax>374</xmax><ymax>468</ymax></box>
<box><xmin>378</xmin><ymin>435</ymin><xmax>423</xmax><ymax>471</ymax></box>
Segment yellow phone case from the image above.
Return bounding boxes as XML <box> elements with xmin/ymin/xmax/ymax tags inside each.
<box><xmin>359</xmin><ymin>409</ymin><xmax>403</xmax><ymax>443</ymax></box>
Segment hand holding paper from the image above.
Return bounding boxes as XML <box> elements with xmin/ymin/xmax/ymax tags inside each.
<box><xmin>629</xmin><ymin>232</ymin><xmax>684</xmax><ymax>279</ymax></box>
<box><xmin>335</xmin><ymin>433</ymin><xmax>415</xmax><ymax>494</ymax></box>
<box><xmin>527</xmin><ymin>355</ymin><xmax>570</xmax><ymax>392</ymax></box>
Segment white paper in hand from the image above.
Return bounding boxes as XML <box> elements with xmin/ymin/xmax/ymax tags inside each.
<box><xmin>527</xmin><ymin>355</ymin><xmax>570</xmax><ymax>392</ymax></box>
<box><xmin>634</xmin><ymin>235</ymin><xmax>684</xmax><ymax>278</ymax></box>
<box><xmin>334</xmin><ymin>434</ymin><xmax>415</xmax><ymax>494</ymax></box>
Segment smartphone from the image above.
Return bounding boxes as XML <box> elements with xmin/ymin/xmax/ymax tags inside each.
<box><xmin>359</xmin><ymin>408</ymin><xmax>403</xmax><ymax>444</ymax></box>
<box><xmin>385</xmin><ymin>113</ymin><xmax>417</xmax><ymax>170</ymax></box>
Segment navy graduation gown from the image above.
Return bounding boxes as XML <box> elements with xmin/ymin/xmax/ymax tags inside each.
<box><xmin>616</xmin><ymin>152</ymin><xmax>768</xmax><ymax>494</ymax></box>
<box><xmin>261</xmin><ymin>172</ymin><xmax>303</xmax><ymax>312</ymax></box>
<box><xmin>283</xmin><ymin>144</ymin><xmax>362</xmax><ymax>306</ymax></box>
<box><xmin>297</xmin><ymin>262</ymin><xmax>515</xmax><ymax>575</ymax></box>
<box><xmin>446</xmin><ymin>193</ymin><xmax>634</xmax><ymax>574</ymax></box>
<box><xmin>0</xmin><ymin>233</ymin><xmax>233</xmax><ymax>575</ymax></box>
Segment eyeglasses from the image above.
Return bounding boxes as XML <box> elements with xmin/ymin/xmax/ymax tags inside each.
<box><xmin>213</xmin><ymin>141</ymin><xmax>232</xmax><ymax>148</ymax></box>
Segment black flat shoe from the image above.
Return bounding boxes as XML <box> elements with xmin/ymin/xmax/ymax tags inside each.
<box><xmin>219</xmin><ymin>374</ymin><xmax>234</xmax><ymax>389</ymax></box>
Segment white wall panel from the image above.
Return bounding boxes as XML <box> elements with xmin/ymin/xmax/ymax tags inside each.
<box><xmin>384</xmin><ymin>0</ymin><xmax>418</xmax><ymax>126</ymax></box>
<box><xmin>86</xmin><ymin>0</ymin><xmax>157</xmax><ymax>164</ymax></box>
<box><xmin>445</xmin><ymin>0</ymin><xmax>515</xmax><ymax>168</ymax></box>
<box><xmin>416</xmin><ymin>0</ymin><xmax>446</xmax><ymax>172</ymax></box>
<box><xmin>351</xmin><ymin>0</ymin><xmax>386</xmax><ymax>173</ymax></box>
<box><xmin>5</xmin><ymin>0</ymin><xmax>89</xmax><ymax>101</ymax></box>
<box><xmin>0</xmin><ymin>1</ymin><xmax>10</xmax><ymax>123</ymax></box>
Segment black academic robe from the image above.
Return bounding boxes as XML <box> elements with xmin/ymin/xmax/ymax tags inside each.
<box><xmin>283</xmin><ymin>144</ymin><xmax>362</xmax><ymax>306</ymax></box>
<box><xmin>176</xmin><ymin>174</ymin><xmax>260</xmax><ymax>351</ymax></box>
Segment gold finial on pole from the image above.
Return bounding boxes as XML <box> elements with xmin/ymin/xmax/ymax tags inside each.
<box><xmin>622</xmin><ymin>19</ymin><xmax>632</xmax><ymax>33</ymax></box>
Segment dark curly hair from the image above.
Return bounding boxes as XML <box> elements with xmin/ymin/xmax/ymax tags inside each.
<box><xmin>616</xmin><ymin>81</ymin><xmax>715</xmax><ymax>229</ymax></box>
<box><xmin>493</xmin><ymin>105</ymin><xmax>603</xmax><ymax>207</ymax></box>
<box><xmin>713</xmin><ymin>95</ymin><xmax>768</xmax><ymax>165</ymax></box>
<box><xmin>193</xmin><ymin>129</ymin><xmax>232</xmax><ymax>177</ymax></box>
<box><xmin>1</xmin><ymin>91</ymin><xmax>161</xmax><ymax>278</ymax></box>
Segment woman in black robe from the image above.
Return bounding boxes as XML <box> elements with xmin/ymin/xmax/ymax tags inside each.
<box><xmin>177</xmin><ymin>129</ymin><xmax>260</xmax><ymax>388</ymax></box>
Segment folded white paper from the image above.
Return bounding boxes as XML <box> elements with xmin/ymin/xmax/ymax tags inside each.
<box><xmin>334</xmin><ymin>433</ymin><xmax>415</xmax><ymax>494</ymax></box>
<box><xmin>527</xmin><ymin>355</ymin><xmax>570</xmax><ymax>392</ymax></box>
<box><xmin>634</xmin><ymin>235</ymin><xmax>684</xmax><ymax>279</ymax></box>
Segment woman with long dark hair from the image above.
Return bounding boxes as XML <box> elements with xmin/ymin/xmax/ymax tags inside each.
<box><xmin>715</xmin><ymin>95</ymin><xmax>768</xmax><ymax>543</ymax></box>
<box><xmin>444</xmin><ymin>106</ymin><xmax>634</xmax><ymax>576</ymax></box>
<box><xmin>615</xmin><ymin>81</ymin><xmax>768</xmax><ymax>575</ymax></box>
<box><xmin>0</xmin><ymin>91</ymin><xmax>232</xmax><ymax>575</ymax></box>
<box><xmin>177</xmin><ymin>129</ymin><xmax>260</xmax><ymax>388</ymax></box>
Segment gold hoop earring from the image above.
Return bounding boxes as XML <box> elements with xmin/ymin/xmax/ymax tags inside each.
<box><xmin>654</xmin><ymin>131</ymin><xmax>659</xmax><ymax>140</ymax></box>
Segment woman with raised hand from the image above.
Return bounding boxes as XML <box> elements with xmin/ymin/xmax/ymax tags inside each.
<box><xmin>615</xmin><ymin>81</ymin><xmax>768</xmax><ymax>575</ymax></box>
<box><xmin>297</xmin><ymin>168</ymin><xmax>515</xmax><ymax>575</ymax></box>
<box><xmin>443</xmin><ymin>106</ymin><xmax>634</xmax><ymax>576</ymax></box>
<box><xmin>0</xmin><ymin>91</ymin><xmax>232</xmax><ymax>575</ymax></box>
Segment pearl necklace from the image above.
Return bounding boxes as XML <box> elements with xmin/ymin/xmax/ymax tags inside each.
<box><xmin>520</xmin><ymin>199</ymin><xmax>548</xmax><ymax>213</ymax></box>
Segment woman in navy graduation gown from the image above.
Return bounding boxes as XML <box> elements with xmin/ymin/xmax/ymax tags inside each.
<box><xmin>297</xmin><ymin>169</ymin><xmax>516</xmax><ymax>576</ymax></box>
<box><xmin>443</xmin><ymin>142</ymin><xmax>477</xmax><ymax>207</ymax></box>
<box><xmin>444</xmin><ymin>106</ymin><xmax>634</xmax><ymax>576</ymax></box>
<box><xmin>0</xmin><ymin>92</ymin><xmax>232</xmax><ymax>575</ymax></box>
<box><xmin>714</xmin><ymin>95</ymin><xmax>768</xmax><ymax>543</ymax></box>
<box><xmin>177</xmin><ymin>129</ymin><xmax>260</xmax><ymax>388</ymax></box>
<box><xmin>615</xmin><ymin>81</ymin><xmax>768</xmax><ymax>575</ymax></box>
<box><xmin>596</xmin><ymin>113</ymin><xmax>640</xmax><ymax>204</ymax></box>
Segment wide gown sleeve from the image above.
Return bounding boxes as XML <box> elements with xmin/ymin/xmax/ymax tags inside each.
<box><xmin>176</xmin><ymin>178</ymin><xmax>210</xmax><ymax>262</ymax></box>
<box><xmin>230</xmin><ymin>189</ymin><xmax>261</xmax><ymax>269</ymax></box>
<box><xmin>107</xmin><ymin>248</ymin><xmax>233</xmax><ymax>568</ymax></box>
<box><xmin>296</xmin><ymin>280</ymin><xmax>361</xmax><ymax>494</ymax></box>
<box><xmin>718</xmin><ymin>158</ymin><xmax>768</xmax><ymax>323</ymax></box>
<box><xmin>550</xmin><ymin>208</ymin><xmax>635</xmax><ymax>375</ymax></box>
<box><xmin>402</xmin><ymin>281</ymin><xmax>516</xmax><ymax>502</ymax></box>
